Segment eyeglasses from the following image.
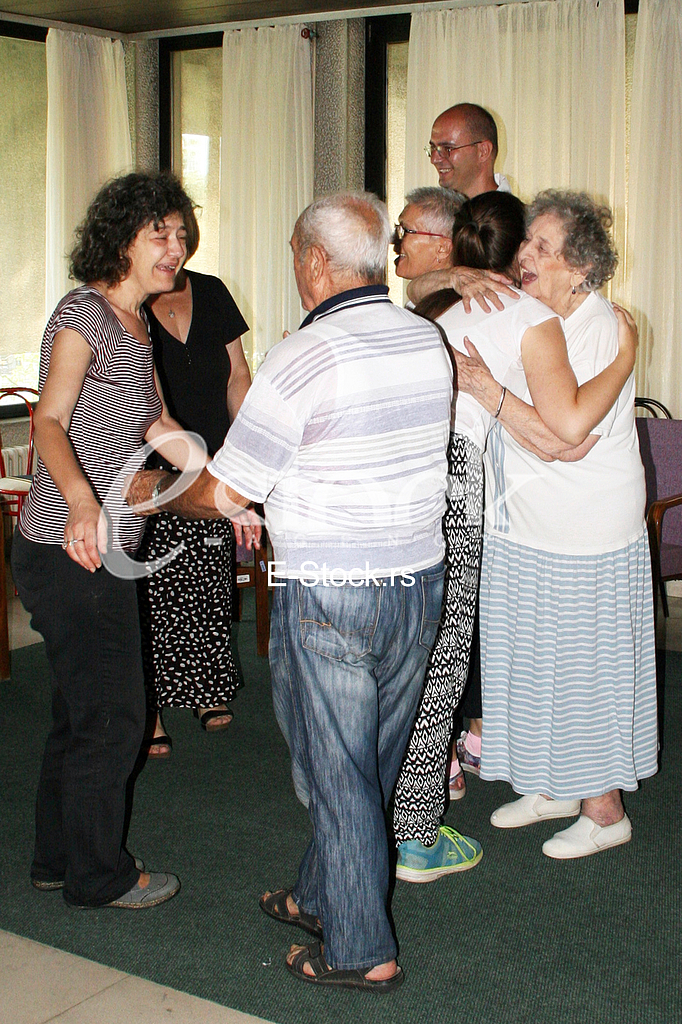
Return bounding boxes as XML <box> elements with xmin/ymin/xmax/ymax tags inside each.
<box><xmin>393</xmin><ymin>224</ymin><xmax>450</xmax><ymax>242</ymax></box>
<box><xmin>424</xmin><ymin>141</ymin><xmax>483</xmax><ymax>159</ymax></box>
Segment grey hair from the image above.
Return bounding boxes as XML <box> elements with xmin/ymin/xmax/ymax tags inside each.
<box><xmin>293</xmin><ymin>192</ymin><xmax>391</xmax><ymax>283</ymax></box>
<box><xmin>527</xmin><ymin>189</ymin><xmax>618</xmax><ymax>291</ymax></box>
<box><xmin>404</xmin><ymin>186</ymin><xmax>467</xmax><ymax>237</ymax></box>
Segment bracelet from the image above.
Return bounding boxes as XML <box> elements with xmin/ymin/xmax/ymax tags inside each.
<box><xmin>494</xmin><ymin>386</ymin><xmax>507</xmax><ymax>419</ymax></box>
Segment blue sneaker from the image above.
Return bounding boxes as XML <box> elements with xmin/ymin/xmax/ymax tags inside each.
<box><xmin>395</xmin><ymin>826</ymin><xmax>483</xmax><ymax>883</ymax></box>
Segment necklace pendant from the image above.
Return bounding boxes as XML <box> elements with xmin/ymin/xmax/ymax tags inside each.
<box><xmin>168</xmin><ymin>310</ymin><xmax>175</xmax><ymax>318</ymax></box>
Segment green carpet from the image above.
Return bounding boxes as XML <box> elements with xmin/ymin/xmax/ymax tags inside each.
<box><xmin>0</xmin><ymin>604</ymin><xmax>680</xmax><ymax>1024</ymax></box>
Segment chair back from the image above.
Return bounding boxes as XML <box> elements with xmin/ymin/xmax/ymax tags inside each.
<box><xmin>635</xmin><ymin>397</ymin><xmax>673</xmax><ymax>418</ymax></box>
<box><xmin>636</xmin><ymin>418</ymin><xmax>682</xmax><ymax>551</ymax></box>
<box><xmin>0</xmin><ymin>388</ymin><xmax>38</xmax><ymax>477</ymax></box>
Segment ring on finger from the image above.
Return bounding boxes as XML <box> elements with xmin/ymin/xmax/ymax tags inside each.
<box><xmin>67</xmin><ymin>538</ymin><xmax>84</xmax><ymax>547</ymax></box>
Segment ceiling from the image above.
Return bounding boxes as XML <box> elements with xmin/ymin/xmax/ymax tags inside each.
<box><xmin>0</xmin><ymin>0</ymin><xmax>424</xmax><ymax>34</ymax></box>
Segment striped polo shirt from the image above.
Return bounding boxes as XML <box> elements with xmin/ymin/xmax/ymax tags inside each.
<box><xmin>208</xmin><ymin>286</ymin><xmax>453</xmax><ymax>579</ymax></box>
<box><xmin>20</xmin><ymin>287</ymin><xmax>163</xmax><ymax>552</ymax></box>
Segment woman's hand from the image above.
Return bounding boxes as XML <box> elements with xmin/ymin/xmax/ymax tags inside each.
<box><xmin>454</xmin><ymin>337</ymin><xmax>504</xmax><ymax>413</ymax></box>
<box><xmin>453</xmin><ymin>268</ymin><xmax>518</xmax><ymax>314</ymax></box>
<box><xmin>230</xmin><ymin>506</ymin><xmax>262</xmax><ymax>551</ymax></box>
<box><xmin>612</xmin><ymin>303</ymin><xmax>638</xmax><ymax>374</ymax></box>
<box><xmin>62</xmin><ymin>494</ymin><xmax>107</xmax><ymax>571</ymax></box>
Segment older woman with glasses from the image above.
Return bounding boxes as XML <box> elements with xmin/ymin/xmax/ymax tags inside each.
<box><xmin>392</xmin><ymin>186</ymin><xmax>463</xmax><ymax>285</ymax></box>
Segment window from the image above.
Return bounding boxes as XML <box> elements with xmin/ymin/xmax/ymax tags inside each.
<box><xmin>160</xmin><ymin>35</ymin><xmax>223</xmax><ymax>276</ymax></box>
<box><xmin>385</xmin><ymin>40</ymin><xmax>409</xmax><ymax>304</ymax></box>
<box><xmin>365</xmin><ymin>16</ymin><xmax>410</xmax><ymax>304</ymax></box>
<box><xmin>0</xmin><ymin>23</ymin><xmax>47</xmax><ymax>392</ymax></box>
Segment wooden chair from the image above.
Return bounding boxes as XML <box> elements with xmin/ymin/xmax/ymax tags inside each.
<box><xmin>234</xmin><ymin>524</ymin><xmax>270</xmax><ymax>658</ymax></box>
<box><xmin>0</xmin><ymin>388</ymin><xmax>39</xmax><ymax>532</ymax></box>
<box><xmin>635</xmin><ymin>416</ymin><xmax>682</xmax><ymax>632</ymax></box>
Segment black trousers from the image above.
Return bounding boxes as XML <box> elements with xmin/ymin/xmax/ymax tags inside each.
<box><xmin>461</xmin><ymin>613</ymin><xmax>483</xmax><ymax>719</ymax></box>
<box><xmin>12</xmin><ymin>531</ymin><xmax>145</xmax><ymax>906</ymax></box>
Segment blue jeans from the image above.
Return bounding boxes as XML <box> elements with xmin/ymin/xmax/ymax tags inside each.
<box><xmin>270</xmin><ymin>563</ymin><xmax>445</xmax><ymax>970</ymax></box>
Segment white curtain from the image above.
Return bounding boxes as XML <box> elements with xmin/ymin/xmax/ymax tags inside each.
<box><xmin>220</xmin><ymin>25</ymin><xmax>314</xmax><ymax>372</ymax></box>
<box><xmin>45</xmin><ymin>29</ymin><xmax>132</xmax><ymax>317</ymax></box>
<box><xmin>628</xmin><ymin>0</ymin><xmax>682</xmax><ymax>417</ymax></box>
<box><xmin>404</xmin><ymin>0</ymin><xmax>626</xmax><ymax>291</ymax></box>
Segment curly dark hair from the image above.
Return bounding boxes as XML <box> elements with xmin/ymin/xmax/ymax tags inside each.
<box><xmin>69</xmin><ymin>172</ymin><xmax>199</xmax><ymax>286</ymax></box>
<box><xmin>526</xmin><ymin>190</ymin><xmax>617</xmax><ymax>291</ymax></box>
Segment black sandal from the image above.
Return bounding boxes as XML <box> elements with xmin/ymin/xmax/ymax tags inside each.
<box><xmin>259</xmin><ymin>888</ymin><xmax>323</xmax><ymax>940</ymax></box>
<box><xmin>285</xmin><ymin>942</ymin><xmax>404</xmax><ymax>993</ymax></box>
<box><xmin>193</xmin><ymin>707</ymin><xmax>234</xmax><ymax>732</ymax></box>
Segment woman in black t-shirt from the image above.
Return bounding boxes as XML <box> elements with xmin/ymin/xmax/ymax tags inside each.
<box><xmin>138</xmin><ymin>261</ymin><xmax>251</xmax><ymax>756</ymax></box>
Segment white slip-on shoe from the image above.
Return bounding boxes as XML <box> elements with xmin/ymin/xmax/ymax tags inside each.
<box><xmin>490</xmin><ymin>794</ymin><xmax>581</xmax><ymax>829</ymax></box>
<box><xmin>542</xmin><ymin>814</ymin><xmax>632</xmax><ymax>860</ymax></box>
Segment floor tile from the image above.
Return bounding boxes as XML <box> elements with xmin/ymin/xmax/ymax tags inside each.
<box><xmin>8</xmin><ymin>592</ymin><xmax>42</xmax><ymax>650</ymax></box>
<box><xmin>0</xmin><ymin>930</ymin><xmax>126</xmax><ymax>1024</ymax></box>
<box><xmin>43</xmin><ymin>973</ymin><xmax>274</xmax><ymax>1024</ymax></box>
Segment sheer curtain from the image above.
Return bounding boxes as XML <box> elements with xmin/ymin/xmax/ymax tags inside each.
<box><xmin>45</xmin><ymin>29</ymin><xmax>132</xmax><ymax>317</ymax></box>
<box><xmin>220</xmin><ymin>25</ymin><xmax>314</xmax><ymax>371</ymax></box>
<box><xmin>628</xmin><ymin>0</ymin><xmax>682</xmax><ymax>416</ymax></box>
<box><xmin>404</xmin><ymin>0</ymin><xmax>626</xmax><ymax>288</ymax></box>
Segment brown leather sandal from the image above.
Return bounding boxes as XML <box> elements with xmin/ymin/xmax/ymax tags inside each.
<box><xmin>285</xmin><ymin>942</ymin><xmax>404</xmax><ymax>992</ymax></box>
<box><xmin>259</xmin><ymin>888</ymin><xmax>323</xmax><ymax>940</ymax></box>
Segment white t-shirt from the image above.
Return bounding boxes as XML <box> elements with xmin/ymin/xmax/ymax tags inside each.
<box><xmin>437</xmin><ymin>291</ymin><xmax>557</xmax><ymax>451</ymax></box>
<box><xmin>484</xmin><ymin>292</ymin><xmax>645</xmax><ymax>554</ymax></box>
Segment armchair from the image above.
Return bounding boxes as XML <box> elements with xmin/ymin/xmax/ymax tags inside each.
<box><xmin>635</xmin><ymin>417</ymin><xmax>682</xmax><ymax>631</ymax></box>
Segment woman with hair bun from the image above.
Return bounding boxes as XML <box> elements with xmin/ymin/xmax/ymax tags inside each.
<box><xmin>394</xmin><ymin>190</ymin><xmax>639</xmax><ymax>881</ymax></box>
<box><xmin>12</xmin><ymin>172</ymin><xmax>208</xmax><ymax>908</ymax></box>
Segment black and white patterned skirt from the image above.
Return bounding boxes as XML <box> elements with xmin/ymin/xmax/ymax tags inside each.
<box><xmin>393</xmin><ymin>432</ymin><xmax>484</xmax><ymax>846</ymax></box>
<box><xmin>136</xmin><ymin>513</ymin><xmax>241</xmax><ymax>710</ymax></box>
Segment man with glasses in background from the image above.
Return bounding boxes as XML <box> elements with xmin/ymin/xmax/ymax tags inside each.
<box><xmin>428</xmin><ymin>102</ymin><xmax>511</xmax><ymax>199</ymax></box>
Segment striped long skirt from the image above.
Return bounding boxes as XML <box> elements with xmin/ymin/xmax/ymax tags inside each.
<box><xmin>393</xmin><ymin>433</ymin><xmax>483</xmax><ymax>847</ymax></box>
<box><xmin>479</xmin><ymin>531</ymin><xmax>658</xmax><ymax>800</ymax></box>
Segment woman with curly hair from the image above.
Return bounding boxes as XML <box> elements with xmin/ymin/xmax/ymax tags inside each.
<box><xmin>12</xmin><ymin>172</ymin><xmax>207</xmax><ymax>908</ymax></box>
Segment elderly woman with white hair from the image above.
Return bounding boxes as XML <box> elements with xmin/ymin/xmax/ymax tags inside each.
<box><xmin>455</xmin><ymin>191</ymin><xmax>658</xmax><ymax>859</ymax></box>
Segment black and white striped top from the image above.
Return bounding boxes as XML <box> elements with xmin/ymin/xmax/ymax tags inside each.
<box><xmin>20</xmin><ymin>286</ymin><xmax>163</xmax><ymax>551</ymax></box>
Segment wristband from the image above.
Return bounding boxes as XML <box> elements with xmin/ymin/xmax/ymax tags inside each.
<box><xmin>494</xmin><ymin>386</ymin><xmax>507</xmax><ymax>419</ymax></box>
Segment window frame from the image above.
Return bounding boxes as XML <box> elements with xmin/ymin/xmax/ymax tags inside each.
<box><xmin>0</xmin><ymin>20</ymin><xmax>47</xmax><ymax>417</ymax></box>
<box><xmin>0</xmin><ymin>19</ymin><xmax>46</xmax><ymax>43</ymax></box>
<box><xmin>364</xmin><ymin>14</ymin><xmax>410</xmax><ymax>201</ymax></box>
<box><xmin>158</xmin><ymin>32</ymin><xmax>223</xmax><ymax>172</ymax></box>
